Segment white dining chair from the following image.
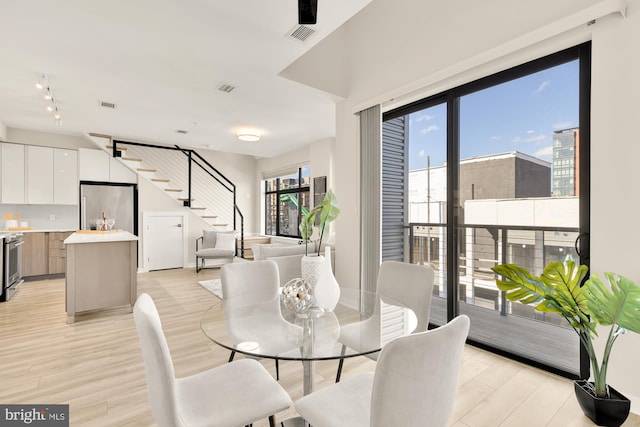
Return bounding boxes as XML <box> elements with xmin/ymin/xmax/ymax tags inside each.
<box><xmin>295</xmin><ymin>314</ymin><xmax>470</xmax><ymax>427</ymax></box>
<box><xmin>335</xmin><ymin>260</ymin><xmax>435</xmax><ymax>382</ymax></box>
<box><xmin>221</xmin><ymin>260</ymin><xmax>302</xmax><ymax>380</ymax></box>
<box><xmin>133</xmin><ymin>293</ymin><xmax>292</xmax><ymax>427</ymax></box>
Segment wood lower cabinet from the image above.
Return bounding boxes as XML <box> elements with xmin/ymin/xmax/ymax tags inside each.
<box><xmin>49</xmin><ymin>232</ymin><xmax>73</xmax><ymax>274</ymax></box>
<box><xmin>22</xmin><ymin>233</ymin><xmax>48</xmax><ymax>277</ymax></box>
<box><xmin>23</xmin><ymin>231</ymin><xmax>74</xmax><ymax>277</ymax></box>
<box><xmin>65</xmin><ymin>232</ymin><xmax>138</xmax><ymax>323</ymax></box>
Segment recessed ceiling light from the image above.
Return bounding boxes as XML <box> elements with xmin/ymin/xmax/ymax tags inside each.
<box><xmin>237</xmin><ymin>130</ymin><xmax>261</xmax><ymax>142</ymax></box>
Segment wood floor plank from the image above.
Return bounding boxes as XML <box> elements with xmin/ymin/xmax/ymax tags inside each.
<box><xmin>1</xmin><ymin>268</ymin><xmax>639</xmax><ymax>426</ymax></box>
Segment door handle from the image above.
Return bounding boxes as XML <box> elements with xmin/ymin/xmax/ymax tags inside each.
<box><xmin>575</xmin><ymin>232</ymin><xmax>589</xmax><ymax>260</ymax></box>
<box><xmin>175</xmin><ymin>224</ymin><xmax>182</xmax><ymax>227</ymax></box>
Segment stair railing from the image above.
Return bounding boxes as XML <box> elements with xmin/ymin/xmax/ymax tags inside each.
<box><xmin>111</xmin><ymin>139</ymin><xmax>246</xmax><ymax>258</ymax></box>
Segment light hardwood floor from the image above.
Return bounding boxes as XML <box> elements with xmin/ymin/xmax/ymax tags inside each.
<box><xmin>1</xmin><ymin>268</ymin><xmax>638</xmax><ymax>427</ymax></box>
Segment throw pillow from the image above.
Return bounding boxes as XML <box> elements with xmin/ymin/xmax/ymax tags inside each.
<box><xmin>202</xmin><ymin>230</ymin><xmax>217</xmax><ymax>248</ymax></box>
<box><xmin>215</xmin><ymin>232</ymin><xmax>236</xmax><ymax>250</ymax></box>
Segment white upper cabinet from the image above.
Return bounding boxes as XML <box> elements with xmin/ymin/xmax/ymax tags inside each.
<box><xmin>1</xmin><ymin>143</ymin><xmax>25</xmax><ymax>203</ymax></box>
<box><xmin>26</xmin><ymin>145</ymin><xmax>55</xmax><ymax>204</ymax></box>
<box><xmin>54</xmin><ymin>149</ymin><xmax>78</xmax><ymax>204</ymax></box>
<box><xmin>78</xmin><ymin>148</ymin><xmax>137</xmax><ymax>183</ymax></box>
<box><xmin>1</xmin><ymin>143</ymin><xmax>79</xmax><ymax>205</ymax></box>
<box><xmin>78</xmin><ymin>148</ymin><xmax>110</xmax><ymax>182</ymax></box>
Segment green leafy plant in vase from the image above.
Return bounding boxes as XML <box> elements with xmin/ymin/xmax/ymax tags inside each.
<box><xmin>492</xmin><ymin>261</ymin><xmax>640</xmax><ymax>426</ymax></box>
<box><xmin>299</xmin><ymin>189</ymin><xmax>340</xmax><ymax>256</ymax></box>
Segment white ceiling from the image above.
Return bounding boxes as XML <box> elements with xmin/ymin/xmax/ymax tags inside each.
<box><xmin>0</xmin><ymin>0</ymin><xmax>371</xmax><ymax>158</ymax></box>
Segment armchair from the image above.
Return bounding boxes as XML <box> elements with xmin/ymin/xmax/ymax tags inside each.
<box><xmin>195</xmin><ymin>230</ymin><xmax>236</xmax><ymax>272</ymax></box>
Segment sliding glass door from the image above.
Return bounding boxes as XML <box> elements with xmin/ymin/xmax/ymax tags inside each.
<box><xmin>382</xmin><ymin>42</ymin><xmax>590</xmax><ymax>376</ymax></box>
<box><xmin>456</xmin><ymin>59</ymin><xmax>582</xmax><ymax>374</ymax></box>
<box><xmin>404</xmin><ymin>102</ymin><xmax>449</xmax><ymax>326</ymax></box>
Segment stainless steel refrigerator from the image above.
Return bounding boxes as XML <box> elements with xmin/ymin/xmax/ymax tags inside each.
<box><xmin>79</xmin><ymin>181</ymin><xmax>138</xmax><ymax>234</ymax></box>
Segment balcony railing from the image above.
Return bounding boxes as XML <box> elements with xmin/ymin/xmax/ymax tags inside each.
<box><xmin>408</xmin><ymin>222</ymin><xmax>579</xmax><ymax>321</ymax></box>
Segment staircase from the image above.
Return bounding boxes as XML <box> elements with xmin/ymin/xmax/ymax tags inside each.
<box><xmin>85</xmin><ymin>133</ymin><xmax>246</xmax><ymax>255</ymax></box>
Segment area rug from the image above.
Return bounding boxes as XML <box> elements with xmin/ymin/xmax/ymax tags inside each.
<box><xmin>198</xmin><ymin>279</ymin><xmax>223</xmax><ymax>299</ymax></box>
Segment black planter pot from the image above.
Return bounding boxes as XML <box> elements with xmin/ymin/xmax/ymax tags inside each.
<box><xmin>574</xmin><ymin>380</ymin><xmax>631</xmax><ymax>427</ymax></box>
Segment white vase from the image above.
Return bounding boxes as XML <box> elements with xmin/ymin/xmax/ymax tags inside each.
<box><xmin>301</xmin><ymin>254</ymin><xmax>324</xmax><ymax>288</ymax></box>
<box><xmin>314</xmin><ymin>246</ymin><xmax>340</xmax><ymax>312</ymax></box>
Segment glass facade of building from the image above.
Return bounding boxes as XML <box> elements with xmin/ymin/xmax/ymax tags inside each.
<box><xmin>552</xmin><ymin>128</ymin><xmax>579</xmax><ymax>197</ymax></box>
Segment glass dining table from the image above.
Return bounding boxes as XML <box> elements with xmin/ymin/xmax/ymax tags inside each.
<box><xmin>200</xmin><ymin>287</ymin><xmax>414</xmax><ymax>425</ymax></box>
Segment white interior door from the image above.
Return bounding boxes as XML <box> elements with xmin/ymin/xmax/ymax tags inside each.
<box><xmin>146</xmin><ymin>215</ymin><xmax>184</xmax><ymax>271</ymax></box>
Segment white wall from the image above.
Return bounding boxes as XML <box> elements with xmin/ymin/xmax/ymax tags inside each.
<box><xmin>283</xmin><ymin>0</ymin><xmax>640</xmax><ymax>410</ymax></box>
<box><xmin>590</xmin><ymin>2</ymin><xmax>640</xmax><ymax>410</ymax></box>
<box><xmin>0</xmin><ymin>204</ymin><xmax>77</xmax><ymax>230</ymax></box>
<box><xmin>197</xmin><ymin>149</ymin><xmax>259</xmax><ymax>236</ymax></box>
<box><xmin>333</xmin><ymin>102</ymin><xmax>360</xmax><ymax>289</ymax></box>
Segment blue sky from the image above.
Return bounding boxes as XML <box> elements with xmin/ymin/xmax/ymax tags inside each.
<box><xmin>407</xmin><ymin>60</ymin><xmax>579</xmax><ymax>171</ymax></box>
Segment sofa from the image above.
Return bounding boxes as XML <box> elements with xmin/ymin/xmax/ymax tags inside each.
<box><xmin>252</xmin><ymin>242</ymin><xmax>335</xmax><ymax>286</ymax></box>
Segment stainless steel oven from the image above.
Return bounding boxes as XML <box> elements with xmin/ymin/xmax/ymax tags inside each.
<box><xmin>2</xmin><ymin>233</ymin><xmax>23</xmax><ymax>302</ymax></box>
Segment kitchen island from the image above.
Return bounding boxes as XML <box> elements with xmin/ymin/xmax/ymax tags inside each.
<box><xmin>64</xmin><ymin>230</ymin><xmax>138</xmax><ymax>323</ymax></box>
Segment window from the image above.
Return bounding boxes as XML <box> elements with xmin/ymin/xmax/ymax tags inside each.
<box><xmin>264</xmin><ymin>166</ymin><xmax>311</xmax><ymax>237</ymax></box>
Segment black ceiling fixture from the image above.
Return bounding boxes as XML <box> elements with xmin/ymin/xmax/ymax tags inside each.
<box><xmin>298</xmin><ymin>0</ymin><xmax>318</xmax><ymax>25</ymax></box>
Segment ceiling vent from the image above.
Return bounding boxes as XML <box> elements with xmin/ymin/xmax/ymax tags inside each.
<box><xmin>99</xmin><ymin>101</ymin><xmax>117</xmax><ymax>109</ymax></box>
<box><xmin>287</xmin><ymin>25</ymin><xmax>316</xmax><ymax>42</ymax></box>
<box><xmin>217</xmin><ymin>83</ymin><xmax>236</xmax><ymax>93</ymax></box>
<box><xmin>176</xmin><ymin>129</ymin><xmax>188</xmax><ymax>134</ymax></box>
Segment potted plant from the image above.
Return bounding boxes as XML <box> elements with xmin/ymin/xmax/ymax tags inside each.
<box><xmin>296</xmin><ymin>189</ymin><xmax>340</xmax><ymax>294</ymax></box>
<box><xmin>299</xmin><ymin>189</ymin><xmax>340</xmax><ymax>257</ymax></box>
<box><xmin>492</xmin><ymin>261</ymin><xmax>640</xmax><ymax>426</ymax></box>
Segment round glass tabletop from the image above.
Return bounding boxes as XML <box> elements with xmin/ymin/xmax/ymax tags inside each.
<box><xmin>200</xmin><ymin>287</ymin><xmax>411</xmax><ymax>362</ymax></box>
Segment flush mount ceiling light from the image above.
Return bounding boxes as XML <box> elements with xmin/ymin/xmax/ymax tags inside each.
<box><xmin>35</xmin><ymin>74</ymin><xmax>62</xmax><ymax>125</ymax></box>
<box><xmin>237</xmin><ymin>130</ymin><xmax>261</xmax><ymax>142</ymax></box>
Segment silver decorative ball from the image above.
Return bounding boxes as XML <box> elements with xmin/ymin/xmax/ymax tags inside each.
<box><xmin>281</xmin><ymin>278</ymin><xmax>314</xmax><ymax>314</ymax></box>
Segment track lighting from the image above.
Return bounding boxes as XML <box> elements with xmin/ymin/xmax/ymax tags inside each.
<box><xmin>35</xmin><ymin>74</ymin><xmax>62</xmax><ymax>125</ymax></box>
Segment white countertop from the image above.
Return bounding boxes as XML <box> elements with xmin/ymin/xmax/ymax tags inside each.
<box><xmin>64</xmin><ymin>230</ymin><xmax>138</xmax><ymax>244</ymax></box>
<box><xmin>2</xmin><ymin>229</ymin><xmax>76</xmax><ymax>233</ymax></box>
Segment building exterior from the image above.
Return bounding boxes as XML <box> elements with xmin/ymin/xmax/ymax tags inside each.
<box><xmin>408</xmin><ymin>151</ymin><xmax>577</xmax><ymax>312</ymax></box>
<box><xmin>408</xmin><ymin>151</ymin><xmax>551</xmax><ymax>224</ymax></box>
<box><xmin>552</xmin><ymin>127</ymin><xmax>580</xmax><ymax>197</ymax></box>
